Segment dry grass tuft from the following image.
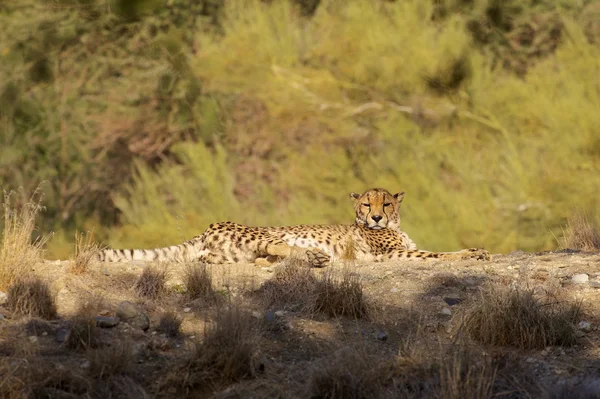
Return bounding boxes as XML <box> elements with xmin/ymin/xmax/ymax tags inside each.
<box><xmin>65</xmin><ymin>303</ymin><xmax>100</xmax><ymax>351</ymax></box>
<box><xmin>183</xmin><ymin>262</ymin><xmax>220</xmax><ymax>304</ymax></box>
<box><xmin>0</xmin><ymin>356</ymin><xmax>90</xmax><ymax>398</ymax></box>
<box><xmin>257</xmin><ymin>257</ymin><xmax>317</xmax><ymax>310</ymax></box>
<box><xmin>562</xmin><ymin>209</ymin><xmax>600</xmax><ymax>251</ymax></box>
<box><xmin>464</xmin><ymin>285</ymin><xmax>580</xmax><ymax>349</ymax></box>
<box><xmin>160</xmin><ymin>305</ymin><xmax>260</xmax><ymax>393</ymax></box>
<box><xmin>257</xmin><ymin>259</ymin><xmax>370</xmax><ymax>318</ymax></box>
<box><xmin>0</xmin><ymin>188</ymin><xmax>51</xmax><ymax>290</ymax></box>
<box><xmin>69</xmin><ymin>230</ymin><xmax>102</xmax><ymax>275</ymax></box>
<box><xmin>308</xmin><ymin>340</ymin><xmax>497</xmax><ymax>399</ymax></box>
<box><xmin>156</xmin><ymin>311</ymin><xmax>182</xmax><ymax>337</ymax></box>
<box><xmin>310</xmin><ymin>267</ymin><xmax>370</xmax><ymax>319</ymax></box>
<box><xmin>134</xmin><ymin>265</ymin><xmax>170</xmax><ymax>300</ymax></box>
<box><xmin>87</xmin><ymin>341</ymin><xmax>134</xmax><ymax>379</ymax></box>
<box><xmin>6</xmin><ymin>277</ymin><xmax>57</xmax><ymax>319</ymax></box>
<box><xmin>307</xmin><ymin>347</ymin><xmax>392</xmax><ymax>398</ymax></box>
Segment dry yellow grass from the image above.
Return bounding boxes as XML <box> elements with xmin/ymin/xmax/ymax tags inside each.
<box><xmin>159</xmin><ymin>304</ymin><xmax>260</xmax><ymax>394</ymax></box>
<box><xmin>0</xmin><ymin>188</ymin><xmax>51</xmax><ymax>290</ymax></box>
<box><xmin>561</xmin><ymin>209</ymin><xmax>600</xmax><ymax>251</ymax></box>
<box><xmin>134</xmin><ymin>264</ymin><xmax>170</xmax><ymax>300</ymax></box>
<box><xmin>6</xmin><ymin>277</ymin><xmax>57</xmax><ymax>319</ymax></box>
<box><xmin>464</xmin><ymin>285</ymin><xmax>581</xmax><ymax>349</ymax></box>
<box><xmin>182</xmin><ymin>262</ymin><xmax>220</xmax><ymax>304</ymax></box>
<box><xmin>69</xmin><ymin>230</ymin><xmax>102</xmax><ymax>275</ymax></box>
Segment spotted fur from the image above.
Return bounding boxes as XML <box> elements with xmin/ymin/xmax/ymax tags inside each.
<box><xmin>97</xmin><ymin>188</ymin><xmax>490</xmax><ymax>266</ymax></box>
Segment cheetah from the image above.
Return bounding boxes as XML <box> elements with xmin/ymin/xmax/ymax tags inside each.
<box><xmin>97</xmin><ymin>188</ymin><xmax>490</xmax><ymax>266</ymax></box>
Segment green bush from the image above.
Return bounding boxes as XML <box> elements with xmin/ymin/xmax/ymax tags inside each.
<box><xmin>1</xmin><ymin>0</ymin><xmax>599</xmax><ymax>256</ymax></box>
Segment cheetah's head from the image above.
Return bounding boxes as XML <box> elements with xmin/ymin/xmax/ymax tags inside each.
<box><xmin>350</xmin><ymin>188</ymin><xmax>404</xmax><ymax>231</ymax></box>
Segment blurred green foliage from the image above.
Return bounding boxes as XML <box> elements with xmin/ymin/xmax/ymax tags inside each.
<box><xmin>1</xmin><ymin>0</ymin><xmax>599</xmax><ymax>258</ymax></box>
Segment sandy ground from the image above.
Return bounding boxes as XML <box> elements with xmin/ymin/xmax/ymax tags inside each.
<box><xmin>2</xmin><ymin>250</ymin><xmax>600</xmax><ymax>396</ymax></box>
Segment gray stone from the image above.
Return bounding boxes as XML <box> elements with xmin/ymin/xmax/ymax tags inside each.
<box><xmin>439</xmin><ymin>308</ymin><xmax>452</xmax><ymax>316</ymax></box>
<box><xmin>96</xmin><ymin>316</ymin><xmax>120</xmax><ymax>328</ymax></box>
<box><xmin>390</xmin><ymin>287</ymin><xmax>399</xmax><ymax>293</ymax></box>
<box><xmin>589</xmin><ymin>281</ymin><xmax>600</xmax><ymax>289</ymax></box>
<box><xmin>116</xmin><ymin>301</ymin><xmax>150</xmax><ymax>331</ymax></box>
<box><xmin>116</xmin><ymin>301</ymin><xmax>138</xmax><ymax>319</ymax></box>
<box><xmin>183</xmin><ymin>307</ymin><xmax>192</xmax><ymax>313</ymax></box>
<box><xmin>265</xmin><ymin>311</ymin><xmax>276</xmax><ymax>322</ymax></box>
<box><xmin>571</xmin><ymin>274</ymin><xmax>589</xmax><ymax>284</ymax></box>
<box><xmin>0</xmin><ymin>313</ymin><xmax>4</xmax><ymax>321</ymax></box>
<box><xmin>28</xmin><ymin>336</ymin><xmax>38</xmax><ymax>344</ymax></box>
<box><xmin>0</xmin><ymin>291</ymin><xmax>7</xmax><ymax>304</ymax></box>
<box><xmin>443</xmin><ymin>297</ymin><xmax>462</xmax><ymax>306</ymax></box>
<box><xmin>56</xmin><ymin>328</ymin><xmax>70</xmax><ymax>343</ymax></box>
<box><xmin>130</xmin><ymin>314</ymin><xmax>150</xmax><ymax>331</ymax></box>
<box><xmin>375</xmin><ymin>330</ymin><xmax>388</xmax><ymax>341</ymax></box>
<box><xmin>578</xmin><ymin>321</ymin><xmax>593</xmax><ymax>332</ymax></box>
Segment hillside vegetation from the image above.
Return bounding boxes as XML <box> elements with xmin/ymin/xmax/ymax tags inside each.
<box><xmin>1</xmin><ymin>0</ymin><xmax>600</xmax><ymax>258</ymax></box>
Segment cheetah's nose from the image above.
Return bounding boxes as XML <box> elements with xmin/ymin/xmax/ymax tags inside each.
<box><xmin>371</xmin><ymin>215</ymin><xmax>383</xmax><ymax>223</ymax></box>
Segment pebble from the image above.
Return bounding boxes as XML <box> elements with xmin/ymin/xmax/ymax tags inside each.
<box><xmin>265</xmin><ymin>311</ymin><xmax>276</xmax><ymax>322</ymax></box>
<box><xmin>571</xmin><ymin>274</ymin><xmax>589</xmax><ymax>284</ymax></box>
<box><xmin>390</xmin><ymin>287</ymin><xmax>399</xmax><ymax>293</ymax></box>
<box><xmin>183</xmin><ymin>307</ymin><xmax>192</xmax><ymax>313</ymax></box>
<box><xmin>439</xmin><ymin>308</ymin><xmax>452</xmax><ymax>316</ymax></box>
<box><xmin>28</xmin><ymin>336</ymin><xmax>38</xmax><ymax>344</ymax></box>
<box><xmin>443</xmin><ymin>297</ymin><xmax>462</xmax><ymax>306</ymax></box>
<box><xmin>578</xmin><ymin>321</ymin><xmax>593</xmax><ymax>332</ymax></box>
<box><xmin>375</xmin><ymin>330</ymin><xmax>388</xmax><ymax>341</ymax></box>
<box><xmin>0</xmin><ymin>291</ymin><xmax>7</xmax><ymax>304</ymax></box>
<box><xmin>96</xmin><ymin>316</ymin><xmax>120</xmax><ymax>328</ymax></box>
<box><xmin>56</xmin><ymin>328</ymin><xmax>70</xmax><ymax>343</ymax></box>
<box><xmin>252</xmin><ymin>311</ymin><xmax>263</xmax><ymax>319</ymax></box>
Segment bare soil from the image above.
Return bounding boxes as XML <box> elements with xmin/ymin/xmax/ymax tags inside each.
<box><xmin>1</xmin><ymin>250</ymin><xmax>600</xmax><ymax>397</ymax></box>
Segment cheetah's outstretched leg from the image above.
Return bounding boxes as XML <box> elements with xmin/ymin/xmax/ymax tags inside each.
<box><xmin>379</xmin><ymin>248</ymin><xmax>490</xmax><ymax>262</ymax></box>
<box><xmin>254</xmin><ymin>241</ymin><xmax>331</xmax><ymax>268</ymax></box>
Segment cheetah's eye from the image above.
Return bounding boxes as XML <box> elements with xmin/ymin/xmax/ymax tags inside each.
<box><xmin>383</xmin><ymin>203</ymin><xmax>392</xmax><ymax>207</ymax></box>
<box><xmin>362</xmin><ymin>203</ymin><xmax>370</xmax><ymax>208</ymax></box>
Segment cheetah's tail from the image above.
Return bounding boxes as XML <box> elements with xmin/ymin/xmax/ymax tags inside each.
<box><xmin>96</xmin><ymin>239</ymin><xmax>203</xmax><ymax>263</ymax></box>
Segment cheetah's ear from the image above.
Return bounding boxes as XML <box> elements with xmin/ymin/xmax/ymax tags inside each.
<box><xmin>349</xmin><ymin>192</ymin><xmax>361</xmax><ymax>202</ymax></box>
<box><xmin>393</xmin><ymin>192</ymin><xmax>405</xmax><ymax>203</ymax></box>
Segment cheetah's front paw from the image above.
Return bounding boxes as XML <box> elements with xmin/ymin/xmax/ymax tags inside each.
<box><xmin>459</xmin><ymin>248</ymin><xmax>491</xmax><ymax>261</ymax></box>
<box><xmin>306</xmin><ymin>249</ymin><xmax>331</xmax><ymax>268</ymax></box>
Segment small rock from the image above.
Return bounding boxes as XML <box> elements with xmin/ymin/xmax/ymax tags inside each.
<box><xmin>274</xmin><ymin>310</ymin><xmax>286</xmax><ymax>317</ymax></box>
<box><xmin>264</xmin><ymin>311</ymin><xmax>275</xmax><ymax>322</ymax></box>
<box><xmin>189</xmin><ymin>335</ymin><xmax>196</xmax><ymax>339</ymax></box>
<box><xmin>439</xmin><ymin>308</ymin><xmax>452</xmax><ymax>316</ymax></box>
<box><xmin>252</xmin><ymin>311</ymin><xmax>263</xmax><ymax>319</ymax></box>
<box><xmin>578</xmin><ymin>321</ymin><xmax>593</xmax><ymax>332</ymax></box>
<box><xmin>0</xmin><ymin>313</ymin><xmax>5</xmax><ymax>321</ymax></box>
<box><xmin>571</xmin><ymin>274</ymin><xmax>589</xmax><ymax>284</ymax></box>
<box><xmin>183</xmin><ymin>307</ymin><xmax>192</xmax><ymax>313</ymax></box>
<box><xmin>96</xmin><ymin>316</ymin><xmax>120</xmax><ymax>328</ymax></box>
<box><xmin>28</xmin><ymin>336</ymin><xmax>38</xmax><ymax>344</ymax></box>
<box><xmin>443</xmin><ymin>297</ymin><xmax>462</xmax><ymax>306</ymax></box>
<box><xmin>116</xmin><ymin>301</ymin><xmax>149</xmax><ymax>331</ymax></box>
<box><xmin>116</xmin><ymin>301</ymin><xmax>138</xmax><ymax>319</ymax></box>
<box><xmin>375</xmin><ymin>330</ymin><xmax>388</xmax><ymax>341</ymax></box>
<box><xmin>102</xmin><ymin>268</ymin><xmax>110</xmax><ymax>276</ymax></box>
<box><xmin>589</xmin><ymin>281</ymin><xmax>600</xmax><ymax>289</ymax></box>
<box><xmin>56</xmin><ymin>328</ymin><xmax>70</xmax><ymax>343</ymax></box>
<box><xmin>390</xmin><ymin>287</ymin><xmax>399</xmax><ymax>293</ymax></box>
<box><xmin>98</xmin><ymin>309</ymin><xmax>111</xmax><ymax>316</ymax></box>
<box><xmin>42</xmin><ymin>331</ymin><xmax>48</xmax><ymax>336</ymax></box>
<box><xmin>0</xmin><ymin>291</ymin><xmax>7</xmax><ymax>304</ymax></box>
<box><xmin>80</xmin><ymin>360</ymin><xmax>91</xmax><ymax>369</ymax></box>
